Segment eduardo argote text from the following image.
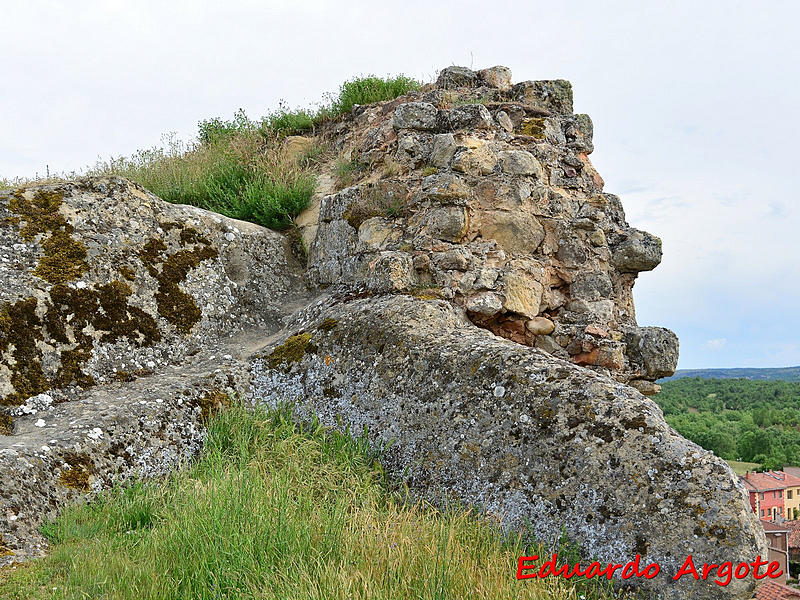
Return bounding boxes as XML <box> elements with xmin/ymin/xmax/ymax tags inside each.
<box><xmin>517</xmin><ymin>553</ymin><xmax>784</xmax><ymax>587</ymax></box>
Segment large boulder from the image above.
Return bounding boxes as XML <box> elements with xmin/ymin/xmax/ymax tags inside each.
<box><xmin>0</xmin><ymin>177</ymin><xmax>308</xmax><ymax>562</ymax></box>
<box><xmin>250</xmin><ymin>294</ymin><xmax>766</xmax><ymax>600</ymax></box>
<box><xmin>306</xmin><ymin>67</ymin><xmax>678</xmax><ymax>386</ymax></box>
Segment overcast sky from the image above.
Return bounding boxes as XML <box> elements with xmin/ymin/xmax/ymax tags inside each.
<box><xmin>2</xmin><ymin>0</ymin><xmax>798</xmax><ymax>369</ymax></box>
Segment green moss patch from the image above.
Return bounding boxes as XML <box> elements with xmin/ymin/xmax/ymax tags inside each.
<box><xmin>0</xmin><ymin>298</ymin><xmax>48</xmax><ymax>406</ymax></box>
<box><xmin>268</xmin><ymin>332</ymin><xmax>316</xmax><ymax>369</ymax></box>
<box><xmin>59</xmin><ymin>452</ymin><xmax>94</xmax><ymax>492</ymax></box>
<box><xmin>8</xmin><ymin>189</ymin><xmax>66</xmax><ymax>240</ymax></box>
<box><xmin>139</xmin><ymin>225</ymin><xmax>219</xmax><ymax>334</ymax></box>
<box><xmin>113</xmin><ymin>369</ymin><xmax>153</xmax><ymax>383</ymax></box>
<box><xmin>0</xmin><ymin>280</ymin><xmax>162</xmax><ymax>406</ymax></box>
<box><xmin>194</xmin><ymin>390</ymin><xmax>229</xmax><ymax>422</ymax></box>
<box><xmin>316</xmin><ymin>318</ymin><xmax>338</xmax><ymax>332</ymax></box>
<box><xmin>118</xmin><ymin>266</ymin><xmax>136</xmax><ymax>281</ymax></box>
<box><xmin>0</xmin><ymin>536</ymin><xmax>13</xmax><ymax>558</ymax></box>
<box><xmin>8</xmin><ymin>189</ymin><xmax>89</xmax><ymax>284</ymax></box>
<box><xmin>518</xmin><ymin>118</ymin><xmax>546</xmax><ymax>139</ymax></box>
<box><xmin>0</xmin><ymin>414</ymin><xmax>13</xmax><ymax>436</ymax></box>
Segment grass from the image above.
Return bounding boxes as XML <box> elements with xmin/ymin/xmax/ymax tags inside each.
<box><xmin>88</xmin><ymin>131</ymin><xmax>315</xmax><ymax>230</ymax></box>
<box><xmin>3</xmin><ymin>74</ymin><xmax>422</xmax><ymax>231</ymax></box>
<box><xmin>333</xmin><ymin>152</ymin><xmax>370</xmax><ymax>190</ymax></box>
<box><xmin>726</xmin><ymin>460</ymin><xmax>762</xmax><ymax>476</ymax></box>
<box><xmin>0</xmin><ymin>403</ymin><xmax>621</xmax><ymax>600</ymax></box>
<box><xmin>263</xmin><ymin>75</ymin><xmax>422</xmax><ymax>137</ymax></box>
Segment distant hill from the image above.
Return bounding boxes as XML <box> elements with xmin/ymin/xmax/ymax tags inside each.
<box><xmin>661</xmin><ymin>366</ymin><xmax>800</xmax><ymax>382</ymax></box>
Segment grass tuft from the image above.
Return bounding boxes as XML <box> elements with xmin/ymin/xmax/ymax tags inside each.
<box><xmin>0</xmin><ymin>402</ymin><xmax>621</xmax><ymax>600</ymax></box>
<box><xmin>4</xmin><ymin>74</ymin><xmax>422</xmax><ymax>232</ymax></box>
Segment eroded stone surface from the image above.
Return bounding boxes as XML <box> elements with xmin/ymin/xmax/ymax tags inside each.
<box><xmin>0</xmin><ymin>177</ymin><xmax>309</xmax><ymax>564</ymax></box>
<box><xmin>249</xmin><ymin>294</ymin><xmax>765</xmax><ymax>600</ymax></box>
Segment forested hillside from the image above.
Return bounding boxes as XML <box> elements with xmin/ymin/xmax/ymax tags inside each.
<box><xmin>662</xmin><ymin>366</ymin><xmax>800</xmax><ymax>382</ymax></box>
<box><xmin>656</xmin><ymin>378</ymin><xmax>800</xmax><ymax>469</ymax></box>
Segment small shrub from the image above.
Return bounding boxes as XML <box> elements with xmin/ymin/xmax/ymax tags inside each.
<box><xmin>263</xmin><ymin>75</ymin><xmax>422</xmax><ymax>136</ymax></box>
<box><xmin>343</xmin><ymin>186</ymin><xmax>409</xmax><ymax>229</ymax></box>
<box><xmin>262</xmin><ymin>101</ymin><xmax>319</xmax><ymax>136</ymax></box>
<box><xmin>197</xmin><ymin>108</ymin><xmax>257</xmax><ymax>146</ymax></box>
<box><xmin>331</xmin><ymin>75</ymin><xmax>421</xmax><ymax>115</ymax></box>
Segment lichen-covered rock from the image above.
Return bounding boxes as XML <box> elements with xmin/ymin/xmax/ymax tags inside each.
<box><xmin>0</xmin><ymin>177</ymin><xmax>307</xmax><ymax>413</ymax></box>
<box><xmin>436</xmin><ymin>66</ymin><xmax>479</xmax><ymax>89</ymax></box>
<box><xmin>393</xmin><ymin>102</ymin><xmax>438</xmax><ymax>130</ymax></box>
<box><xmin>249</xmin><ymin>295</ymin><xmax>764</xmax><ymax>600</ymax></box>
<box><xmin>0</xmin><ymin>177</ymin><xmax>310</xmax><ymax>564</ymax></box>
<box><xmin>0</xmin><ymin>350</ymin><xmax>249</xmax><ymax>564</ymax></box>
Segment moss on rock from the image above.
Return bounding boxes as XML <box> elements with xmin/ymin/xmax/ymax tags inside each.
<box><xmin>0</xmin><ymin>298</ymin><xmax>48</xmax><ymax>406</ymax></box>
<box><xmin>0</xmin><ymin>414</ymin><xmax>13</xmax><ymax>435</ymax></box>
<box><xmin>268</xmin><ymin>332</ymin><xmax>316</xmax><ymax>369</ymax></box>
<box><xmin>58</xmin><ymin>452</ymin><xmax>93</xmax><ymax>492</ymax></box>
<box><xmin>8</xmin><ymin>189</ymin><xmax>89</xmax><ymax>284</ymax></box>
<box><xmin>32</xmin><ymin>229</ymin><xmax>88</xmax><ymax>284</ymax></box>
<box><xmin>316</xmin><ymin>318</ymin><xmax>339</xmax><ymax>332</ymax></box>
<box><xmin>518</xmin><ymin>117</ymin><xmax>546</xmax><ymax>139</ymax></box>
<box><xmin>194</xmin><ymin>389</ymin><xmax>229</xmax><ymax>422</ymax></box>
<box><xmin>139</xmin><ymin>230</ymin><xmax>219</xmax><ymax>334</ymax></box>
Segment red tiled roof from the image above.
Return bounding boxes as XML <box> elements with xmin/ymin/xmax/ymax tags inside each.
<box><xmin>784</xmin><ymin>467</ymin><xmax>800</xmax><ymax>480</ymax></box>
<box><xmin>742</xmin><ymin>471</ymin><xmax>800</xmax><ymax>492</ymax></box>
<box><xmin>756</xmin><ymin>581</ymin><xmax>800</xmax><ymax>599</ymax></box>
<box><xmin>762</xmin><ymin>520</ymin><xmax>791</xmax><ymax>533</ymax></box>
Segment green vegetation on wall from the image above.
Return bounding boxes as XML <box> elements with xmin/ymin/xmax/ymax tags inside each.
<box><xmin>81</xmin><ymin>75</ymin><xmax>421</xmax><ymax>231</ymax></box>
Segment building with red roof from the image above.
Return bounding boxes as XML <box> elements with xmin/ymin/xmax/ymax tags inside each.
<box><xmin>756</xmin><ymin>581</ymin><xmax>800</xmax><ymax>600</ymax></box>
<box><xmin>743</xmin><ymin>471</ymin><xmax>789</xmax><ymax>521</ymax></box>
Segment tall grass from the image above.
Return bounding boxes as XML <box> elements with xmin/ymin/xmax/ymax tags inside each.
<box><xmin>85</xmin><ymin>74</ymin><xmax>421</xmax><ymax>230</ymax></box>
<box><xmin>89</xmin><ymin>131</ymin><xmax>315</xmax><ymax>230</ymax></box>
<box><xmin>263</xmin><ymin>74</ymin><xmax>422</xmax><ymax>136</ymax></box>
<box><xmin>0</xmin><ymin>403</ymin><xmax>619</xmax><ymax>600</ymax></box>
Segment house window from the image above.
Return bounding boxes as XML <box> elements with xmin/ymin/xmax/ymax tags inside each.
<box><xmin>789</xmin><ymin>490</ymin><xmax>794</xmax><ymax>500</ymax></box>
<box><xmin>761</xmin><ymin>509</ymin><xmax>765</xmax><ymax>517</ymax></box>
<box><xmin>780</xmin><ymin>490</ymin><xmax>783</xmax><ymax>498</ymax></box>
<box><xmin>761</xmin><ymin>493</ymin><xmax>765</xmax><ymax>500</ymax></box>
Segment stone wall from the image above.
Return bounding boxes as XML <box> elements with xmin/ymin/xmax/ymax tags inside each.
<box><xmin>303</xmin><ymin>66</ymin><xmax>678</xmax><ymax>394</ymax></box>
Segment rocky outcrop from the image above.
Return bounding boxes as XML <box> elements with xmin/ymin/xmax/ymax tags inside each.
<box><xmin>0</xmin><ymin>177</ymin><xmax>309</xmax><ymax>561</ymax></box>
<box><xmin>251</xmin><ymin>294</ymin><xmax>765</xmax><ymax>600</ymax></box>
<box><xmin>300</xmin><ymin>65</ymin><xmax>678</xmax><ymax>394</ymax></box>
<box><xmin>0</xmin><ymin>66</ymin><xmax>764</xmax><ymax>599</ymax></box>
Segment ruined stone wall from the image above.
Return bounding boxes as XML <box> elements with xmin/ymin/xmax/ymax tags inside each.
<box><xmin>302</xmin><ymin>66</ymin><xmax>678</xmax><ymax>393</ymax></box>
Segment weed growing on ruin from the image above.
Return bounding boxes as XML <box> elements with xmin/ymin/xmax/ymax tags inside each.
<box><xmin>1</xmin><ymin>403</ymin><xmax>621</xmax><ymax>600</ymax></box>
<box><xmin>263</xmin><ymin>75</ymin><xmax>421</xmax><ymax>136</ymax></box>
<box><xmin>334</xmin><ymin>152</ymin><xmax>370</xmax><ymax>189</ymax></box>
<box><xmin>5</xmin><ymin>75</ymin><xmax>420</xmax><ymax>232</ymax></box>
<box><xmin>89</xmin><ymin>130</ymin><xmax>315</xmax><ymax>230</ymax></box>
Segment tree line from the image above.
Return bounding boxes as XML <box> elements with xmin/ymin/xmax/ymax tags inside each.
<box><xmin>655</xmin><ymin>378</ymin><xmax>800</xmax><ymax>470</ymax></box>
